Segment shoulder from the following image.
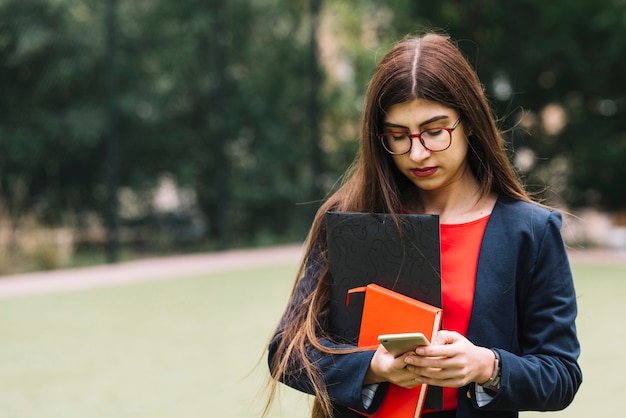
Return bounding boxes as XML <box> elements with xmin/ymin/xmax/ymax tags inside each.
<box><xmin>493</xmin><ymin>197</ymin><xmax>562</xmax><ymax>228</ymax></box>
<box><xmin>486</xmin><ymin>198</ymin><xmax>565</xmax><ymax>253</ymax></box>
<box><xmin>480</xmin><ymin>198</ymin><xmax>571</xmax><ymax>287</ymax></box>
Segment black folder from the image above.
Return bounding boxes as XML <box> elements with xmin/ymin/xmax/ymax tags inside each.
<box><xmin>325</xmin><ymin>211</ymin><xmax>443</xmax><ymax>410</ymax></box>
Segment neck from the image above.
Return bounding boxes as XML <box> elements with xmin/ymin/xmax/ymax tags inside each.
<box><xmin>406</xmin><ymin>178</ymin><xmax>496</xmax><ymax>224</ymax></box>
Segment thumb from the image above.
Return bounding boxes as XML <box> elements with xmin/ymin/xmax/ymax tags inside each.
<box><xmin>433</xmin><ymin>330</ymin><xmax>462</xmax><ymax>345</ymax></box>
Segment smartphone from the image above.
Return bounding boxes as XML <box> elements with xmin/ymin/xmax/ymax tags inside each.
<box><xmin>378</xmin><ymin>332</ymin><xmax>430</xmax><ymax>356</ymax></box>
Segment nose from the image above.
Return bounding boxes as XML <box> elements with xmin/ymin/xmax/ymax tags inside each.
<box><xmin>408</xmin><ymin>138</ymin><xmax>431</xmax><ymax>161</ymax></box>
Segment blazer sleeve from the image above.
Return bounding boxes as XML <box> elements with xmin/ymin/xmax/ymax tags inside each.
<box><xmin>267</xmin><ymin>244</ymin><xmax>388</xmax><ymax>414</ymax></box>
<box><xmin>475</xmin><ymin>209</ymin><xmax>582</xmax><ymax>412</ymax></box>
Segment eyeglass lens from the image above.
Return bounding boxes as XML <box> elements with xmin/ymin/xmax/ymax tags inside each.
<box><xmin>381</xmin><ymin>128</ymin><xmax>452</xmax><ymax>154</ymax></box>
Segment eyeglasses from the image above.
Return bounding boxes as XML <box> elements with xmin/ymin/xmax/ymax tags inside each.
<box><xmin>378</xmin><ymin>118</ymin><xmax>462</xmax><ymax>154</ymax></box>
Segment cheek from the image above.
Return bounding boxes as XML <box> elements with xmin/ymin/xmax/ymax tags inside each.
<box><xmin>391</xmin><ymin>155</ymin><xmax>407</xmax><ymax>170</ymax></box>
<box><xmin>451</xmin><ymin>138</ymin><xmax>470</xmax><ymax>161</ymax></box>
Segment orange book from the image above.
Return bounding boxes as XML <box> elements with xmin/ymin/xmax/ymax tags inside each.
<box><xmin>347</xmin><ymin>284</ymin><xmax>442</xmax><ymax>418</ymax></box>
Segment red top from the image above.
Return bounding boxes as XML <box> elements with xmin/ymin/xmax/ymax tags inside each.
<box><xmin>424</xmin><ymin>214</ymin><xmax>490</xmax><ymax>413</ymax></box>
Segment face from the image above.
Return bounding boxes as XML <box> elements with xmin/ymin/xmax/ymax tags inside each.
<box><xmin>382</xmin><ymin>98</ymin><xmax>472</xmax><ymax>194</ymax></box>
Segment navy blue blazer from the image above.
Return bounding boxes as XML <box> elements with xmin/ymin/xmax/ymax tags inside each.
<box><xmin>268</xmin><ymin>198</ymin><xmax>582</xmax><ymax>417</ymax></box>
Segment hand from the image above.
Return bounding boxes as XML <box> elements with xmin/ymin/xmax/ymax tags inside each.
<box><xmin>402</xmin><ymin>330</ymin><xmax>495</xmax><ymax>388</ymax></box>
<box><xmin>364</xmin><ymin>344</ymin><xmax>424</xmax><ymax>389</ymax></box>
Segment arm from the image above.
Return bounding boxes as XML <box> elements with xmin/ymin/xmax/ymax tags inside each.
<box><xmin>267</xmin><ymin>245</ymin><xmax>388</xmax><ymax>413</ymax></box>
<box><xmin>476</xmin><ymin>210</ymin><xmax>582</xmax><ymax>411</ymax></box>
<box><xmin>403</xmin><ymin>208</ymin><xmax>582</xmax><ymax>412</ymax></box>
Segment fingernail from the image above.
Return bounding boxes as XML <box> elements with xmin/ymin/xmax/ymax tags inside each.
<box><xmin>405</xmin><ymin>357</ymin><xmax>414</xmax><ymax>365</ymax></box>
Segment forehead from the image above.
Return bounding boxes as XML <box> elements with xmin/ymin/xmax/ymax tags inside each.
<box><xmin>384</xmin><ymin>99</ymin><xmax>456</xmax><ymax>126</ymax></box>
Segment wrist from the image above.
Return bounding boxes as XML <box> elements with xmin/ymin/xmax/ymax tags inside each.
<box><xmin>364</xmin><ymin>365</ymin><xmax>385</xmax><ymax>385</ymax></box>
<box><xmin>480</xmin><ymin>349</ymin><xmax>501</xmax><ymax>389</ymax></box>
<box><xmin>364</xmin><ymin>352</ymin><xmax>386</xmax><ymax>385</ymax></box>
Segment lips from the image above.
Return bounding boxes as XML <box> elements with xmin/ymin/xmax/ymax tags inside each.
<box><xmin>410</xmin><ymin>167</ymin><xmax>438</xmax><ymax>178</ymax></box>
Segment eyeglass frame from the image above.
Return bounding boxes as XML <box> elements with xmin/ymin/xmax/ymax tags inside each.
<box><xmin>378</xmin><ymin>118</ymin><xmax>462</xmax><ymax>154</ymax></box>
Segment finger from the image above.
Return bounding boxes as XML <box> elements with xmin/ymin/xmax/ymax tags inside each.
<box><xmin>391</xmin><ymin>365</ymin><xmax>429</xmax><ymax>388</ymax></box>
<box><xmin>433</xmin><ymin>330</ymin><xmax>464</xmax><ymax>345</ymax></box>
<box><xmin>398</xmin><ymin>378</ymin><xmax>423</xmax><ymax>389</ymax></box>
<box><xmin>405</xmin><ymin>364</ymin><xmax>418</xmax><ymax>374</ymax></box>
<box><xmin>405</xmin><ymin>352</ymin><xmax>449</xmax><ymax>368</ymax></box>
<box><xmin>417</xmin><ymin>338</ymin><xmax>466</xmax><ymax>358</ymax></box>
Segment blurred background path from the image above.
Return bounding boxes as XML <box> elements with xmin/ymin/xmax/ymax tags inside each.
<box><xmin>0</xmin><ymin>244</ymin><xmax>303</xmax><ymax>298</ymax></box>
<box><xmin>0</xmin><ymin>244</ymin><xmax>623</xmax><ymax>298</ymax></box>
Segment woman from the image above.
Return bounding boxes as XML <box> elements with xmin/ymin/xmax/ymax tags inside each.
<box><xmin>266</xmin><ymin>32</ymin><xmax>582</xmax><ymax>418</ymax></box>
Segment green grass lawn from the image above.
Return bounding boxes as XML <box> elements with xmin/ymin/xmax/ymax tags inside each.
<box><xmin>0</xmin><ymin>260</ymin><xmax>623</xmax><ymax>417</ymax></box>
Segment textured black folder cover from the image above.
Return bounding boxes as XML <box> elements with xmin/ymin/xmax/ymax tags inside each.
<box><xmin>326</xmin><ymin>211</ymin><xmax>441</xmax><ymax>341</ymax></box>
<box><xmin>325</xmin><ymin>211</ymin><xmax>442</xmax><ymax>409</ymax></box>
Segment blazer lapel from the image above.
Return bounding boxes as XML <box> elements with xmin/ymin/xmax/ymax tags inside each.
<box><xmin>466</xmin><ymin>199</ymin><xmax>519</xmax><ymax>349</ymax></box>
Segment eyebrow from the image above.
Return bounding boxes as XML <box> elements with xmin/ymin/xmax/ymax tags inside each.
<box><xmin>383</xmin><ymin>115</ymin><xmax>452</xmax><ymax>130</ymax></box>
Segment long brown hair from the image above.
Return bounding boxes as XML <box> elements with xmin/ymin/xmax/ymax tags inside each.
<box><xmin>266</xmin><ymin>32</ymin><xmax>531</xmax><ymax>418</ymax></box>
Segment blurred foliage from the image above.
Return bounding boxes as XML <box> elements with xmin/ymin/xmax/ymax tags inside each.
<box><xmin>0</xmin><ymin>0</ymin><xmax>625</xmax><ymax>259</ymax></box>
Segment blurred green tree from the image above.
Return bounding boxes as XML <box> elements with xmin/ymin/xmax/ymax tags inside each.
<box><xmin>0</xmin><ymin>0</ymin><xmax>105</xmax><ymax>223</ymax></box>
<box><xmin>383</xmin><ymin>0</ymin><xmax>626</xmax><ymax>209</ymax></box>
<box><xmin>0</xmin><ymin>0</ymin><xmax>625</xmax><ymax>260</ymax></box>
<box><xmin>111</xmin><ymin>0</ymin><xmax>320</xmax><ymax>246</ymax></box>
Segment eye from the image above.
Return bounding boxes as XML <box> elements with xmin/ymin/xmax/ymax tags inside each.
<box><xmin>422</xmin><ymin>128</ymin><xmax>445</xmax><ymax>139</ymax></box>
<box><xmin>384</xmin><ymin>132</ymin><xmax>408</xmax><ymax>141</ymax></box>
